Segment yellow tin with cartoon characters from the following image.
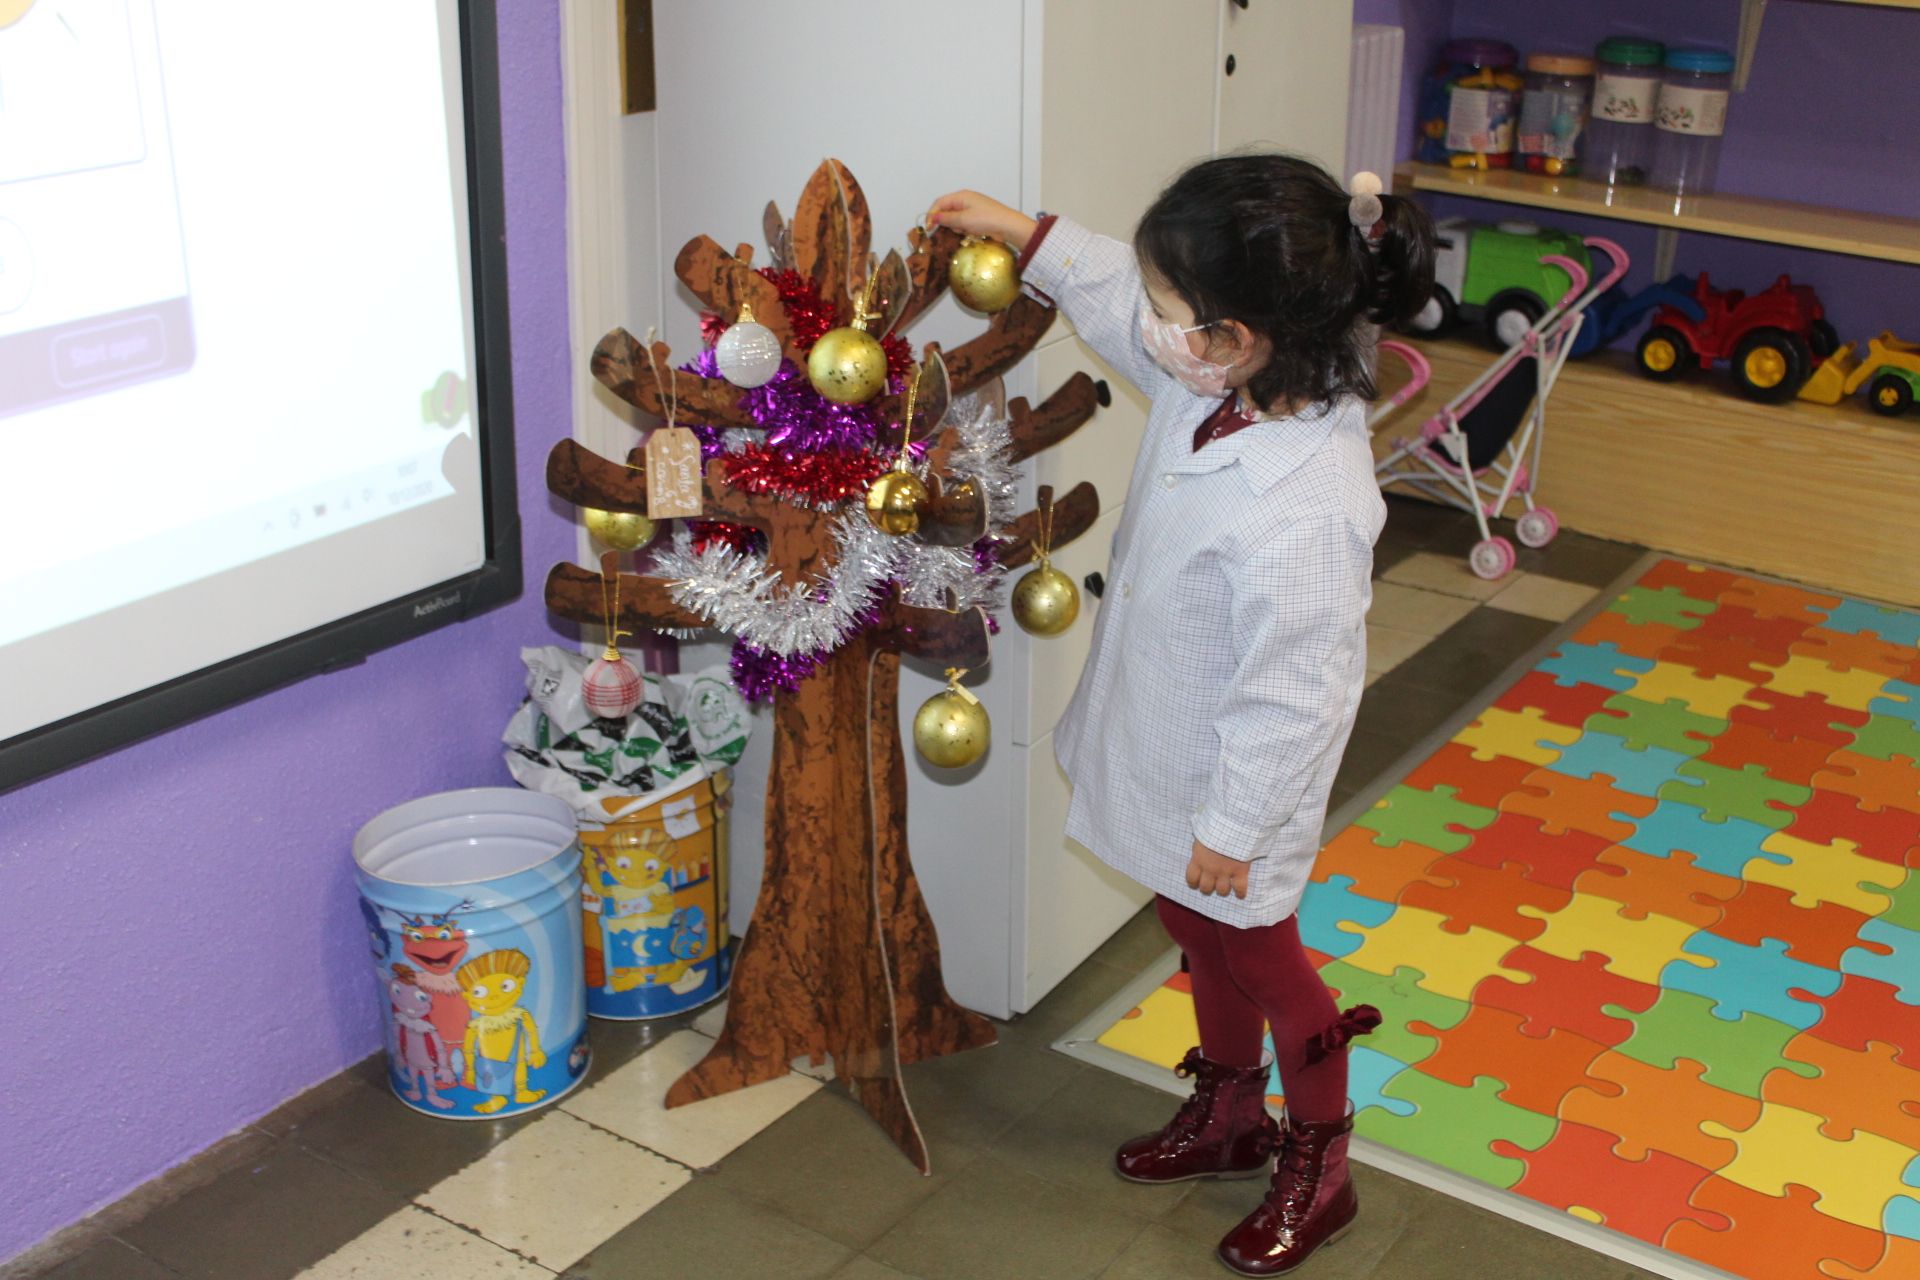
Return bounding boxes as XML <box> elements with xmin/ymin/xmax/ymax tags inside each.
<box><xmin>579</xmin><ymin>770</ymin><xmax>732</xmax><ymax>1019</ymax></box>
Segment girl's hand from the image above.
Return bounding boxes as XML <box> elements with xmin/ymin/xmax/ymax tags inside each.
<box><xmin>1187</xmin><ymin>841</ymin><xmax>1250</xmax><ymax>899</ymax></box>
<box><xmin>924</xmin><ymin>190</ymin><xmax>1038</xmax><ymax>250</ymax></box>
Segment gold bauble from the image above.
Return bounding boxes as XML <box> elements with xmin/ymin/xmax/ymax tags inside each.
<box><xmin>864</xmin><ymin>466</ymin><xmax>929</xmax><ymax>537</ymax></box>
<box><xmin>584</xmin><ymin>506</ymin><xmax>656</xmax><ymax>550</ymax></box>
<box><xmin>806</xmin><ymin>325</ymin><xmax>889</xmax><ymax>404</ymax></box>
<box><xmin>949</xmin><ymin>237</ymin><xmax>1021</xmax><ymax>313</ymax></box>
<box><xmin>913</xmin><ymin>688</ymin><xmax>991</xmax><ymax>769</ymax></box>
<box><xmin>1012</xmin><ymin>560</ymin><xmax>1080</xmax><ymax>636</ymax></box>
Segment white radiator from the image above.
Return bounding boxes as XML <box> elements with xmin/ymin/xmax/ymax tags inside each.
<box><xmin>1346</xmin><ymin>24</ymin><xmax>1404</xmax><ymax>185</ymax></box>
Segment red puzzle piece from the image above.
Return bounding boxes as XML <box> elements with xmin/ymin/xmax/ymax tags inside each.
<box><xmin>1804</xmin><ymin>974</ymin><xmax>1920</xmax><ymax>1067</ymax></box>
<box><xmin>1412</xmin><ymin>1004</ymin><xmax>1612</xmax><ymax>1113</ymax></box>
<box><xmin>1575</xmin><ymin>610</ymin><xmax>1685</xmax><ymax>663</ymax></box>
<box><xmin>1399</xmin><ymin>854</ymin><xmax>1572</xmax><ymax>942</ymax></box>
<box><xmin>1786</xmin><ymin>788</ymin><xmax>1920</xmax><ymax>865</ymax></box>
<box><xmin>1491</xmin><ymin>670</ymin><xmax>1618</xmax><ymax>730</ymax></box>
<box><xmin>1790</xmin><ymin>627</ymin><xmax>1914</xmax><ymax>677</ymax></box>
<box><xmin>1697</xmin><ymin>720</ymin><xmax>1841</xmax><ymax>786</ymax></box>
<box><xmin>1685</xmin><ymin>603</ymin><xmax>1815</xmax><ymax>660</ymax></box>
<box><xmin>1709</xmin><ymin>880</ymin><xmax>1872</xmax><ymax>970</ymax></box>
<box><xmin>1573</xmin><ymin>846</ymin><xmax>1740</xmax><ymax>928</ymax></box>
<box><xmin>1728</xmin><ymin>687</ymin><xmax>1871</xmax><ymax>748</ymax></box>
<box><xmin>1402</xmin><ymin>742</ymin><xmax>1536</xmax><ymax>810</ymax></box>
<box><xmin>1812</xmin><ymin>750</ymin><xmax>1920</xmax><ymax>818</ymax></box>
<box><xmin>1501</xmin><ymin>768</ymin><xmax>1658</xmax><ymax>844</ymax></box>
<box><xmin>1494</xmin><ymin>1119</ymin><xmax>1726</xmax><ymax>1243</ymax></box>
<box><xmin>1637</xmin><ymin>559</ymin><xmax>1743</xmax><ymax>602</ymax></box>
<box><xmin>1665</xmin><ymin>1179</ymin><xmax>1886</xmax><ymax>1280</ymax></box>
<box><xmin>1471</xmin><ymin>945</ymin><xmax>1661</xmax><ymax>1045</ymax></box>
<box><xmin>1451</xmin><ymin>812</ymin><xmax>1614</xmax><ymax>892</ymax></box>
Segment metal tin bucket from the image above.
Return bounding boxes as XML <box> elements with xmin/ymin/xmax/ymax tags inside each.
<box><xmin>354</xmin><ymin>787</ymin><xmax>590</xmax><ymax>1119</ymax></box>
<box><xmin>579</xmin><ymin>770</ymin><xmax>733</xmax><ymax>1020</ymax></box>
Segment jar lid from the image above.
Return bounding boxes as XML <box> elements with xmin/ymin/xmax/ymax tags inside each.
<box><xmin>1441</xmin><ymin>38</ymin><xmax>1518</xmax><ymax>67</ymax></box>
<box><xmin>1596</xmin><ymin>36</ymin><xmax>1664</xmax><ymax>67</ymax></box>
<box><xmin>1665</xmin><ymin>47</ymin><xmax>1735</xmax><ymax>73</ymax></box>
<box><xmin>1528</xmin><ymin>53</ymin><xmax>1595</xmax><ymax>76</ymax></box>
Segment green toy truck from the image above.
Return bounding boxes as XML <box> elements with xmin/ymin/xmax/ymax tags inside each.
<box><xmin>1402</xmin><ymin>217</ymin><xmax>1592</xmax><ymax>349</ymax></box>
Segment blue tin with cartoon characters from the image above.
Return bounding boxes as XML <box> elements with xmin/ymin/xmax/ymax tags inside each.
<box><xmin>354</xmin><ymin>788</ymin><xmax>590</xmax><ymax>1119</ymax></box>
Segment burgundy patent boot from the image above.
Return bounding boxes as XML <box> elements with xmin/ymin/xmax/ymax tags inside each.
<box><xmin>1114</xmin><ymin>1047</ymin><xmax>1278</xmax><ymax>1184</ymax></box>
<box><xmin>1216</xmin><ymin>1111</ymin><xmax>1358</xmax><ymax>1276</ymax></box>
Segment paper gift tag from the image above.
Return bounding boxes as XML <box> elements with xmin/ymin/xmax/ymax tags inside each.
<box><xmin>645</xmin><ymin>426</ymin><xmax>705</xmax><ymax>519</ymax></box>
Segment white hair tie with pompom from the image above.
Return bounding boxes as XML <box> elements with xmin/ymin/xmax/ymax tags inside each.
<box><xmin>1348</xmin><ymin>171</ymin><xmax>1384</xmax><ymax>239</ymax></box>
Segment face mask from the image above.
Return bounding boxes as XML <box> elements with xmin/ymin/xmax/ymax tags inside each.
<box><xmin>1139</xmin><ymin>301</ymin><xmax>1234</xmax><ymax>398</ymax></box>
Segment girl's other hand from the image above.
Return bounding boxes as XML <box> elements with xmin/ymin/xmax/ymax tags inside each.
<box><xmin>1186</xmin><ymin>841</ymin><xmax>1250</xmax><ymax>899</ymax></box>
<box><xmin>924</xmin><ymin>190</ymin><xmax>1038</xmax><ymax>250</ymax></box>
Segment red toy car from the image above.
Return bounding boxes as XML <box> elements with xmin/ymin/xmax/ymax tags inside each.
<box><xmin>1633</xmin><ymin>273</ymin><xmax>1838</xmax><ymax>403</ymax></box>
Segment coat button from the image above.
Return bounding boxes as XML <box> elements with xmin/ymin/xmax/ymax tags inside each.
<box><xmin>1161</xmin><ymin>473</ymin><xmax>1177</xmax><ymax>489</ymax></box>
<box><xmin>1121</xmin><ymin>583</ymin><xmax>1134</xmax><ymax>599</ymax></box>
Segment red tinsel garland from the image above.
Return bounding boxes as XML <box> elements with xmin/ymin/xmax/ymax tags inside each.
<box><xmin>705</xmin><ymin>269</ymin><xmax>915</xmax><ymax>384</ymax></box>
<box><xmin>722</xmin><ymin>443</ymin><xmax>890</xmax><ymax>507</ymax></box>
<box><xmin>688</xmin><ymin>521</ymin><xmax>764</xmax><ymax>556</ymax></box>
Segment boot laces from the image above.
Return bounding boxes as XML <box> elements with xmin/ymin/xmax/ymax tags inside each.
<box><xmin>1269</xmin><ymin>1129</ymin><xmax>1324</xmax><ymax>1229</ymax></box>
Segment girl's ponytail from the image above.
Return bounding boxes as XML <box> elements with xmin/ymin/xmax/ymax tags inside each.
<box><xmin>1365</xmin><ymin>194</ymin><xmax>1436</xmax><ymax>328</ymax></box>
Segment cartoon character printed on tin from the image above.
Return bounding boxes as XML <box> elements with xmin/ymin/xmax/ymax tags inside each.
<box><xmin>360</xmin><ymin>899</ymin><xmax>390</xmax><ymax>963</ymax></box>
<box><xmin>386</xmin><ymin>964</ymin><xmax>456</xmax><ymax>1109</ymax></box>
<box><xmin>399</xmin><ymin>900</ymin><xmax>477</xmax><ymax>1064</ymax></box>
<box><xmin>590</xmin><ymin>829</ymin><xmax>703</xmax><ymax>994</ymax></box>
<box><xmin>457</xmin><ymin>949</ymin><xmax>547</xmax><ymax>1113</ymax></box>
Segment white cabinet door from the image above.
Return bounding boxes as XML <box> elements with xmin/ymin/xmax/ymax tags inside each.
<box><xmin>1217</xmin><ymin>0</ymin><xmax>1354</xmax><ymax>170</ymax></box>
<box><xmin>1040</xmin><ymin>0</ymin><xmax>1221</xmax><ymax>241</ymax></box>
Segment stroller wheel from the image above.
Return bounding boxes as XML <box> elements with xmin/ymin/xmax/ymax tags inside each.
<box><xmin>1515</xmin><ymin>508</ymin><xmax>1559</xmax><ymax>548</ymax></box>
<box><xmin>1470</xmin><ymin>537</ymin><xmax>1517</xmax><ymax>581</ymax></box>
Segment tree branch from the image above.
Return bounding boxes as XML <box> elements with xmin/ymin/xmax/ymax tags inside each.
<box><xmin>871</xmin><ymin>595</ymin><xmax>991</xmax><ymax>668</ymax></box>
<box><xmin>546</xmin><ymin>439</ymin><xmax>775</xmax><ymax>532</ymax></box>
<box><xmin>916</xmin><ymin>475</ymin><xmax>987</xmax><ymax>548</ymax></box>
<box><xmin>674</xmin><ymin>237</ymin><xmax>804</xmax><ymax>364</ymax></box>
<box><xmin>937</xmin><ymin>297</ymin><xmax>1059</xmax><ymax>397</ymax></box>
<box><xmin>898</xmin><ymin>224</ymin><xmax>962</xmax><ymax>331</ymax></box>
<box><xmin>546</xmin><ymin>561</ymin><xmax>707</xmax><ymax>634</ymax></box>
<box><xmin>592</xmin><ymin>329</ymin><xmax>759</xmax><ymax>430</ymax></box>
<box><xmin>1007</xmin><ymin>372</ymin><xmax>1100</xmax><ymax>463</ymax></box>
<box><xmin>999</xmin><ymin>481</ymin><xmax>1100</xmax><ymax>568</ymax></box>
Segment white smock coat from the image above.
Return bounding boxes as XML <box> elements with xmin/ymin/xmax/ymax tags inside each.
<box><xmin>1028</xmin><ymin>216</ymin><xmax>1386</xmax><ymax>928</ymax></box>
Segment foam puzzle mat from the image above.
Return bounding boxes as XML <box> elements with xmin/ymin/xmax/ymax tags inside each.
<box><xmin>1077</xmin><ymin>559</ymin><xmax>1920</xmax><ymax>1279</ymax></box>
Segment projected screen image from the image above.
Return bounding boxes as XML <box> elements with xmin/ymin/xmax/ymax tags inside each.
<box><xmin>0</xmin><ymin>0</ymin><xmax>492</xmax><ymax>751</ymax></box>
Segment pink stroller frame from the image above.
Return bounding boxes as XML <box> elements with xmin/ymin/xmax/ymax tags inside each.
<box><xmin>1371</xmin><ymin>237</ymin><xmax>1631</xmax><ymax>580</ymax></box>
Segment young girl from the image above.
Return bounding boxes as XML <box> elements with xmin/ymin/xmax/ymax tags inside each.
<box><xmin>928</xmin><ymin>156</ymin><xmax>1433</xmax><ymax>1276</ymax></box>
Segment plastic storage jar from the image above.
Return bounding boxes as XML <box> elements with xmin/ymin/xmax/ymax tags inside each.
<box><xmin>1588</xmin><ymin>37</ymin><xmax>1664</xmax><ymax>186</ymax></box>
<box><xmin>1651</xmin><ymin>47</ymin><xmax>1734</xmax><ymax>197</ymax></box>
<box><xmin>1517</xmin><ymin>54</ymin><xmax>1594</xmax><ymax>176</ymax></box>
<box><xmin>1415</xmin><ymin>39</ymin><xmax>1522</xmax><ymax>169</ymax></box>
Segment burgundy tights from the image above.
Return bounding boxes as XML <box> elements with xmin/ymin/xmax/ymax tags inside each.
<box><xmin>1155</xmin><ymin>894</ymin><xmax>1354</xmax><ymax>1125</ymax></box>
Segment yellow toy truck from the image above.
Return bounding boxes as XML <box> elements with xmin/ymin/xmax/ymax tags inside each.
<box><xmin>1799</xmin><ymin>332</ymin><xmax>1920</xmax><ymax>417</ymax></box>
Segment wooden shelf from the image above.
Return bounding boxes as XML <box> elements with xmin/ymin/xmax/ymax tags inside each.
<box><xmin>1375</xmin><ymin>336</ymin><xmax>1920</xmax><ymax>605</ymax></box>
<box><xmin>1393</xmin><ymin>163</ymin><xmax>1920</xmax><ymax>266</ymax></box>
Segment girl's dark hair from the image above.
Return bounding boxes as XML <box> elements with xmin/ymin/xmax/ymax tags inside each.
<box><xmin>1135</xmin><ymin>153</ymin><xmax>1435</xmax><ymax>408</ymax></box>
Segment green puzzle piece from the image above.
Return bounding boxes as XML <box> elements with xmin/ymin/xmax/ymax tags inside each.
<box><xmin>1840</xmin><ymin>714</ymin><xmax>1920</xmax><ymax>764</ymax></box>
<box><xmin>1355</xmin><ymin>784</ymin><xmax>1498</xmax><ymax>853</ymax></box>
<box><xmin>1657</xmin><ymin>759</ymin><xmax>1811</xmax><ymax>830</ymax></box>
<box><xmin>1357</xmin><ymin>1071</ymin><xmax>1557</xmax><ymax>1189</ymax></box>
<box><xmin>1876</xmin><ymin>880</ymin><xmax>1920</xmax><ymax>934</ymax></box>
<box><xmin>1586</xmin><ymin>694</ymin><xmax>1723</xmax><ymax>758</ymax></box>
<box><xmin>1609</xmin><ymin>585</ymin><xmax>1716</xmax><ymax>630</ymax></box>
<box><xmin>1316</xmin><ymin>961</ymin><xmax>1470</xmax><ymax>1067</ymax></box>
<box><xmin>1605</xmin><ymin>989</ymin><xmax>1818</xmax><ymax>1095</ymax></box>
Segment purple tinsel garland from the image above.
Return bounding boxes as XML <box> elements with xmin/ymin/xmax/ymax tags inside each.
<box><xmin>728</xmin><ymin>603</ymin><xmax>885</xmax><ymax>702</ymax></box>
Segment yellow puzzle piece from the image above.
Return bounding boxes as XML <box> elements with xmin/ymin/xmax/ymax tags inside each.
<box><xmin>1701</xmin><ymin>1103</ymin><xmax>1917</xmax><ymax>1230</ymax></box>
<box><xmin>1096</xmin><ymin>981</ymin><xmax>1201</xmax><ymax>1070</ymax></box>
<box><xmin>1517</xmin><ymin>894</ymin><xmax>1698</xmax><ymax>985</ymax></box>
<box><xmin>1341</xmin><ymin>905</ymin><xmax>1528</xmax><ymax>1001</ymax></box>
<box><xmin>1624</xmin><ymin>662</ymin><xmax>1768</xmax><ymax>719</ymax></box>
<box><xmin>1455</xmin><ymin>706</ymin><xmax>1583</xmax><ymax>766</ymax></box>
<box><xmin>1754</xmin><ymin>653</ymin><xmax>1891</xmax><ymax>712</ymax></box>
<box><xmin>1750</xmin><ymin>833</ymin><xmax>1906</xmax><ymax>915</ymax></box>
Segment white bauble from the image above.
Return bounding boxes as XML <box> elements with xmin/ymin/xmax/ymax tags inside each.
<box><xmin>715</xmin><ymin>315</ymin><xmax>783</xmax><ymax>388</ymax></box>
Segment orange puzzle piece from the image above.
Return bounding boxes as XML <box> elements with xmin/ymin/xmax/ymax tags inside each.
<box><xmin>1501</xmin><ymin>768</ymin><xmax>1658</xmax><ymax>843</ymax></box>
<box><xmin>1577</xmin><ymin>609</ymin><xmax>1685</xmax><ymax>662</ymax></box>
<box><xmin>1790</xmin><ymin>627</ymin><xmax>1915</xmax><ymax>677</ymax></box>
<box><xmin>1572</xmin><ymin>845</ymin><xmax>1742</xmax><ymax>928</ymax></box>
<box><xmin>1665</xmin><ymin>1180</ymin><xmax>1887</xmax><ymax>1280</ymax></box>
<box><xmin>1400</xmin><ymin>854</ymin><xmax>1572</xmax><ymax>942</ymax></box>
<box><xmin>1813</xmin><ymin>750</ymin><xmax>1920</xmax><ymax>817</ymax></box>
<box><xmin>1311</xmin><ymin>825</ymin><xmax>1452</xmax><ymax>904</ymax></box>
<box><xmin>1403</xmin><ymin>742</ymin><xmax>1537</xmax><ymax>810</ymax></box>
<box><xmin>1697</xmin><ymin>720</ymin><xmax>1843</xmax><ymax>786</ymax></box>
<box><xmin>1559</xmin><ymin>1052</ymin><xmax>1762</xmax><ymax>1171</ymax></box>
<box><xmin>1411</xmin><ymin>1004</ymin><xmax>1613</xmax><ymax>1114</ymax></box>
<box><xmin>1710</xmin><ymin>880</ymin><xmax>1872</xmax><ymax>970</ymax></box>
<box><xmin>1720</xmin><ymin>579</ymin><xmax>1842</xmax><ymax>626</ymax></box>
<box><xmin>1493</xmin><ymin>1119</ymin><xmax>1727</xmax><ymax>1242</ymax></box>
<box><xmin>1769</xmin><ymin>1036</ymin><xmax>1920</xmax><ymax>1149</ymax></box>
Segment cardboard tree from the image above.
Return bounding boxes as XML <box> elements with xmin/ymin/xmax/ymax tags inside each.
<box><xmin>543</xmin><ymin>160</ymin><xmax>1101</xmax><ymax>1172</ymax></box>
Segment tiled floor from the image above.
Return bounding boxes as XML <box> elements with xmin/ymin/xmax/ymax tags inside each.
<box><xmin>25</xmin><ymin>498</ymin><xmax>1662</xmax><ymax>1280</ymax></box>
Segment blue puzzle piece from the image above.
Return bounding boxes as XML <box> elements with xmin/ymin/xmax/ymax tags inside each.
<box><xmin>1343</xmin><ymin>1046</ymin><xmax>1418</xmax><ymax>1119</ymax></box>
<box><xmin>1297</xmin><ymin>875</ymin><xmax>1395</xmax><ymax>959</ymax></box>
<box><xmin>1551</xmin><ymin>733</ymin><xmax>1692</xmax><ymax>798</ymax></box>
<box><xmin>1659</xmin><ymin>933</ymin><xmax>1842</xmax><ymax>1029</ymax></box>
<box><xmin>1612</xmin><ymin>798</ymin><xmax>1784</xmax><ymax>879</ymax></box>
<box><xmin>1539</xmin><ymin>641</ymin><xmax>1657</xmax><ymax>693</ymax></box>
<box><xmin>1888</xmin><ymin>1154</ymin><xmax>1920</xmax><ymax>1240</ymax></box>
<box><xmin>1840</xmin><ymin>918</ymin><xmax>1920</xmax><ymax>1003</ymax></box>
<box><xmin>1814</xmin><ymin>600</ymin><xmax>1920</xmax><ymax>647</ymax></box>
<box><xmin>1869</xmin><ymin>679</ymin><xmax>1920</xmax><ymax>728</ymax></box>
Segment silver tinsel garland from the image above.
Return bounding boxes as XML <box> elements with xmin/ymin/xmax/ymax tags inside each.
<box><xmin>648</xmin><ymin>393</ymin><xmax>1018</xmax><ymax>657</ymax></box>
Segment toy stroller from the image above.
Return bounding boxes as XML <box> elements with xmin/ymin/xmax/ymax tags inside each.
<box><xmin>1371</xmin><ymin>237</ymin><xmax>1630</xmax><ymax>580</ymax></box>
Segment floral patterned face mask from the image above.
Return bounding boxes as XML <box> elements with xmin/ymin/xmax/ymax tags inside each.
<box><xmin>1139</xmin><ymin>300</ymin><xmax>1234</xmax><ymax>398</ymax></box>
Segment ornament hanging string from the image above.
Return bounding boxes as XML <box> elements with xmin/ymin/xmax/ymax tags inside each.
<box><xmin>599</xmin><ymin>558</ymin><xmax>631</xmax><ymax>660</ymax></box>
<box><xmin>637</xmin><ymin>327</ymin><xmax>684</xmax><ymax>445</ymax></box>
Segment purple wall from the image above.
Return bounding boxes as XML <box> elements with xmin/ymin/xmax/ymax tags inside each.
<box><xmin>0</xmin><ymin>6</ymin><xmax>572</xmax><ymax>1263</ymax></box>
<box><xmin>1399</xmin><ymin>0</ymin><xmax>1920</xmax><ymax>342</ymax></box>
